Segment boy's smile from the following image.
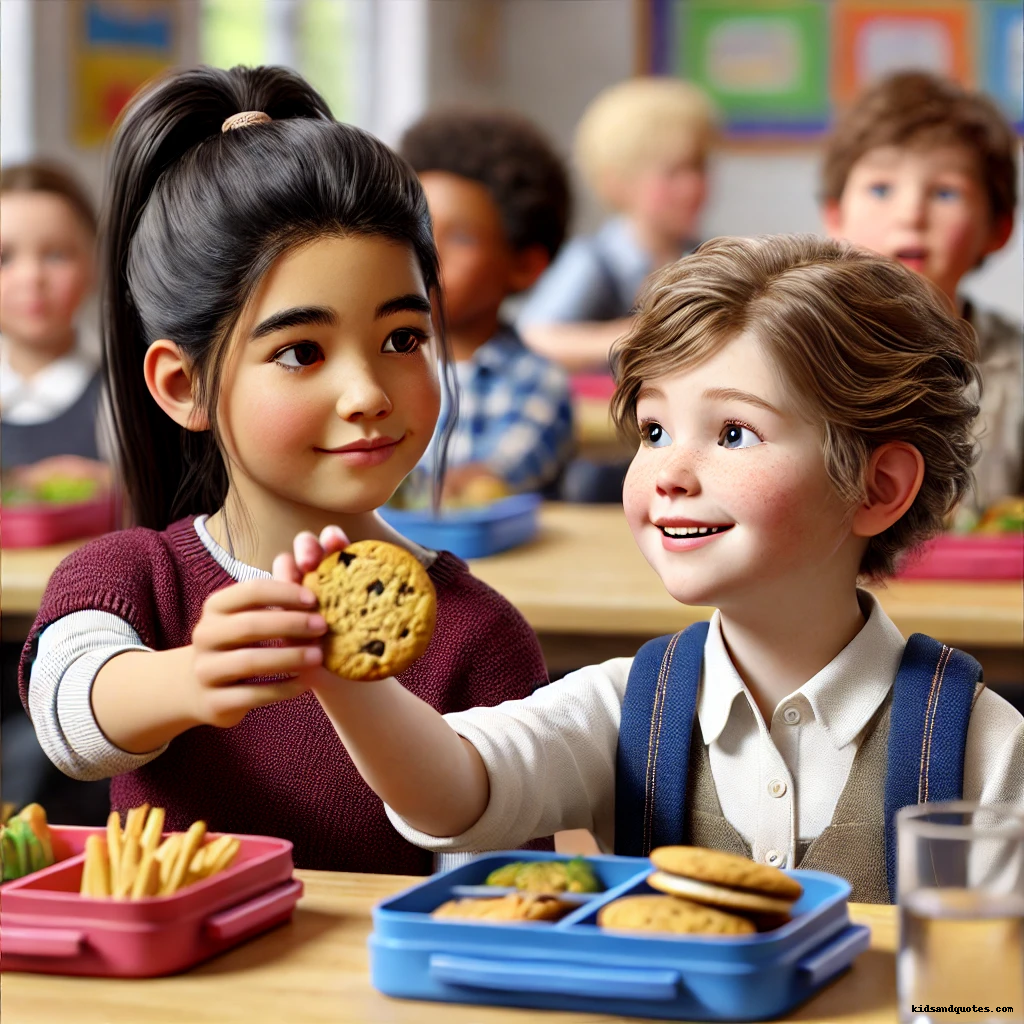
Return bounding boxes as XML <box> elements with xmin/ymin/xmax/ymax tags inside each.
<box><xmin>825</xmin><ymin>144</ymin><xmax>1006</xmax><ymax>304</ymax></box>
<box><xmin>623</xmin><ymin>332</ymin><xmax>864</xmax><ymax>612</ymax></box>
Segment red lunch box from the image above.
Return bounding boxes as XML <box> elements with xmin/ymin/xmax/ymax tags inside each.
<box><xmin>0</xmin><ymin>825</ymin><xmax>302</xmax><ymax>977</ymax></box>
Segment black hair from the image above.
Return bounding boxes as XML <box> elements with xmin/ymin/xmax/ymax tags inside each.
<box><xmin>102</xmin><ymin>64</ymin><xmax>455</xmax><ymax>531</ymax></box>
<box><xmin>399</xmin><ymin>109</ymin><xmax>571</xmax><ymax>259</ymax></box>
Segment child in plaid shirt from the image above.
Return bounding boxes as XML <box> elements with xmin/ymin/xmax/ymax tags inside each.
<box><xmin>400</xmin><ymin>111</ymin><xmax>574</xmax><ymax>499</ymax></box>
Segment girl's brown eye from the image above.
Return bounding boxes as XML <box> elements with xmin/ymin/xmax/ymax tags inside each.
<box><xmin>293</xmin><ymin>343</ymin><xmax>320</xmax><ymax>365</ymax></box>
<box><xmin>383</xmin><ymin>329</ymin><xmax>422</xmax><ymax>354</ymax></box>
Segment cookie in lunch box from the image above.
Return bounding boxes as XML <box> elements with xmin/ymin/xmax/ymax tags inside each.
<box><xmin>647</xmin><ymin>846</ymin><xmax>802</xmax><ymax>916</ymax></box>
<box><xmin>432</xmin><ymin>893</ymin><xmax>573</xmax><ymax>922</ymax></box>
<box><xmin>597</xmin><ymin>894</ymin><xmax>755</xmax><ymax>935</ymax></box>
<box><xmin>302</xmin><ymin>540</ymin><xmax>436</xmax><ymax>681</ymax></box>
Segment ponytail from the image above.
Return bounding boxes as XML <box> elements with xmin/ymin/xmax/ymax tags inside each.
<box><xmin>101</xmin><ymin>65</ymin><xmax>448</xmax><ymax>530</ymax></box>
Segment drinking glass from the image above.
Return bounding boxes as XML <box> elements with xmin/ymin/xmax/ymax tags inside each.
<box><xmin>898</xmin><ymin>802</ymin><xmax>1024</xmax><ymax>1023</ymax></box>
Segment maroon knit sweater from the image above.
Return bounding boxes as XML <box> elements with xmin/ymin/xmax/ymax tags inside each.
<box><xmin>19</xmin><ymin>517</ymin><xmax>552</xmax><ymax>874</ymax></box>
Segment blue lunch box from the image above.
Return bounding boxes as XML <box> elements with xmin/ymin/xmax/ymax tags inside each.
<box><xmin>369</xmin><ymin>850</ymin><xmax>870</xmax><ymax>1021</ymax></box>
<box><xmin>379</xmin><ymin>493</ymin><xmax>540</xmax><ymax>559</ymax></box>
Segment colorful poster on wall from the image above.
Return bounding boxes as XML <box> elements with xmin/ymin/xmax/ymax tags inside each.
<box><xmin>672</xmin><ymin>0</ymin><xmax>830</xmax><ymax>133</ymax></box>
<box><xmin>73</xmin><ymin>1</ymin><xmax>177</xmax><ymax>147</ymax></box>
<box><xmin>832</xmin><ymin>1</ymin><xmax>972</xmax><ymax>104</ymax></box>
<box><xmin>977</xmin><ymin>0</ymin><xmax>1024</xmax><ymax>131</ymax></box>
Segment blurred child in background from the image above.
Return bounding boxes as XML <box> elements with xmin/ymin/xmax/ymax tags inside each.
<box><xmin>518</xmin><ymin>77</ymin><xmax>717</xmax><ymax>373</ymax></box>
<box><xmin>1</xmin><ymin>161</ymin><xmax>111</xmax><ymax>825</ymax></box>
<box><xmin>0</xmin><ymin>162</ymin><xmax>111</xmax><ymax>484</ymax></box>
<box><xmin>400</xmin><ymin>110</ymin><xmax>574</xmax><ymax>501</ymax></box>
<box><xmin>822</xmin><ymin>71</ymin><xmax>1021</xmax><ymax>514</ymax></box>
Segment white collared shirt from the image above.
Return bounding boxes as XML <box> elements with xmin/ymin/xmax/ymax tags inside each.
<box><xmin>0</xmin><ymin>341</ymin><xmax>99</xmax><ymax>424</ymax></box>
<box><xmin>385</xmin><ymin>592</ymin><xmax>1024</xmax><ymax>865</ymax></box>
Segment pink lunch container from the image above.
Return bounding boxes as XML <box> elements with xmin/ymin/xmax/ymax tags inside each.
<box><xmin>0</xmin><ymin>825</ymin><xmax>302</xmax><ymax>977</ymax></box>
<box><xmin>897</xmin><ymin>533</ymin><xmax>1024</xmax><ymax>580</ymax></box>
<box><xmin>0</xmin><ymin>492</ymin><xmax>118</xmax><ymax>548</ymax></box>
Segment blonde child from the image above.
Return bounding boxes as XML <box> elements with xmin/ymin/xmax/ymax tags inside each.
<box><xmin>17</xmin><ymin>66</ymin><xmax>551</xmax><ymax>873</ymax></box>
<box><xmin>519</xmin><ymin>77</ymin><xmax>716</xmax><ymax>373</ymax></box>
<box><xmin>822</xmin><ymin>71</ymin><xmax>1021</xmax><ymax>513</ymax></box>
<box><xmin>280</xmin><ymin>235</ymin><xmax>1022</xmax><ymax>903</ymax></box>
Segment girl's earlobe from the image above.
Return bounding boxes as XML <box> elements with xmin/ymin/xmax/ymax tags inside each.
<box><xmin>143</xmin><ymin>339</ymin><xmax>209</xmax><ymax>431</ymax></box>
<box><xmin>850</xmin><ymin>442</ymin><xmax>925</xmax><ymax>539</ymax></box>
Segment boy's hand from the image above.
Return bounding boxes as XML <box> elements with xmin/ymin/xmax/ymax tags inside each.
<box><xmin>186</xmin><ymin>578</ymin><xmax>328</xmax><ymax>729</ymax></box>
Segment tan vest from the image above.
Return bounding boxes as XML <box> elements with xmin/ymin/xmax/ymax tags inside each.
<box><xmin>685</xmin><ymin>696</ymin><xmax>892</xmax><ymax>904</ymax></box>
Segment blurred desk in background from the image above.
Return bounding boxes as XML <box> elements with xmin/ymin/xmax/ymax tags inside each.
<box><xmin>467</xmin><ymin>504</ymin><xmax>1024</xmax><ymax>686</ymax></box>
<box><xmin>2</xmin><ymin>508</ymin><xmax>1021</xmax><ymax>685</ymax></box>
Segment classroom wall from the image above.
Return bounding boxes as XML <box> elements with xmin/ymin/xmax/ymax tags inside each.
<box><xmin>4</xmin><ymin>0</ymin><xmax>1019</xmax><ymax>321</ymax></box>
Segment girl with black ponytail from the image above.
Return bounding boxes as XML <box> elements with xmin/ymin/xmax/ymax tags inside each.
<box><xmin>18</xmin><ymin>66</ymin><xmax>550</xmax><ymax>872</ymax></box>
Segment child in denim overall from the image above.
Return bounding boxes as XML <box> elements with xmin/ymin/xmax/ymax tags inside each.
<box><xmin>280</xmin><ymin>235</ymin><xmax>1023</xmax><ymax>902</ymax></box>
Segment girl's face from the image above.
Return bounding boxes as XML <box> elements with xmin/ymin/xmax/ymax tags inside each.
<box><xmin>0</xmin><ymin>192</ymin><xmax>95</xmax><ymax>348</ymax></box>
<box><xmin>622</xmin><ymin>331</ymin><xmax>863</xmax><ymax>611</ymax></box>
<box><xmin>215</xmin><ymin>234</ymin><xmax>441</xmax><ymax>518</ymax></box>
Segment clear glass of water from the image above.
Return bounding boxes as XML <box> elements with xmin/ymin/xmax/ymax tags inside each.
<box><xmin>898</xmin><ymin>802</ymin><xmax>1024</xmax><ymax>1023</ymax></box>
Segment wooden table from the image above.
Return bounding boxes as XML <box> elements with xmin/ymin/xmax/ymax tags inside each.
<box><xmin>3</xmin><ymin>505</ymin><xmax>1021</xmax><ymax>678</ymax></box>
<box><xmin>2</xmin><ymin>870</ymin><xmax>898</xmax><ymax>1024</ymax></box>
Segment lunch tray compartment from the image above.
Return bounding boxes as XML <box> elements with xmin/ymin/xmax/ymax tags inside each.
<box><xmin>369</xmin><ymin>850</ymin><xmax>870</xmax><ymax>1021</ymax></box>
<box><xmin>1</xmin><ymin>825</ymin><xmax>301</xmax><ymax>977</ymax></box>
<box><xmin>379</xmin><ymin>493</ymin><xmax>540</xmax><ymax>559</ymax></box>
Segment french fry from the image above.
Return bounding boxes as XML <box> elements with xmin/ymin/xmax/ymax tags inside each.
<box><xmin>155</xmin><ymin>833</ymin><xmax>182</xmax><ymax>891</ymax></box>
<box><xmin>205</xmin><ymin>836</ymin><xmax>240</xmax><ymax>878</ymax></box>
<box><xmin>81</xmin><ymin>835</ymin><xmax>110</xmax><ymax>898</ymax></box>
<box><xmin>163</xmin><ymin>820</ymin><xmax>206</xmax><ymax>896</ymax></box>
<box><xmin>141</xmin><ymin>806</ymin><xmax>165</xmax><ymax>854</ymax></box>
<box><xmin>123</xmin><ymin>804</ymin><xmax>149</xmax><ymax>844</ymax></box>
<box><xmin>130</xmin><ymin>847</ymin><xmax>160</xmax><ymax>899</ymax></box>
<box><xmin>106</xmin><ymin>811</ymin><xmax>122</xmax><ymax>894</ymax></box>
<box><xmin>116</xmin><ymin>833</ymin><xmax>141</xmax><ymax>898</ymax></box>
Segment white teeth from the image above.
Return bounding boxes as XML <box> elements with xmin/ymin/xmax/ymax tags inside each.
<box><xmin>662</xmin><ymin>525</ymin><xmax>726</xmax><ymax>537</ymax></box>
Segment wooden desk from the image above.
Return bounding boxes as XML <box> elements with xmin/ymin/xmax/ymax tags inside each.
<box><xmin>2</xmin><ymin>870</ymin><xmax>898</xmax><ymax>1024</ymax></box>
<box><xmin>3</xmin><ymin>506</ymin><xmax>1021</xmax><ymax>674</ymax></box>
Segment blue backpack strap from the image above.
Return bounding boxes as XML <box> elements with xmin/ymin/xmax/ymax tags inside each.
<box><xmin>615</xmin><ymin>622</ymin><xmax>710</xmax><ymax>857</ymax></box>
<box><xmin>884</xmin><ymin>633</ymin><xmax>981</xmax><ymax>900</ymax></box>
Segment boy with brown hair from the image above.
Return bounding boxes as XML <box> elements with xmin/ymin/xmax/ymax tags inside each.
<box><xmin>399</xmin><ymin>110</ymin><xmax>574</xmax><ymax>500</ymax></box>
<box><xmin>280</xmin><ymin>235</ymin><xmax>1023</xmax><ymax>904</ymax></box>
<box><xmin>822</xmin><ymin>71</ymin><xmax>1021</xmax><ymax>513</ymax></box>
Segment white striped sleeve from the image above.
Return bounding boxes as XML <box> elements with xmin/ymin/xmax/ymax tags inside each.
<box><xmin>27</xmin><ymin>610</ymin><xmax>168</xmax><ymax>781</ymax></box>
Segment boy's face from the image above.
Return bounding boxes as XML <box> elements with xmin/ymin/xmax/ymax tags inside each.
<box><xmin>419</xmin><ymin>171</ymin><xmax>546</xmax><ymax>333</ymax></box>
<box><xmin>623</xmin><ymin>331</ymin><xmax>864</xmax><ymax>612</ymax></box>
<box><xmin>616</xmin><ymin>152</ymin><xmax>706</xmax><ymax>245</ymax></box>
<box><xmin>825</xmin><ymin>144</ymin><xmax>1008</xmax><ymax>303</ymax></box>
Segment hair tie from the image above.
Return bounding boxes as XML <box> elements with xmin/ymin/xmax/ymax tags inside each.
<box><xmin>221</xmin><ymin>111</ymin><xmax>272</xmax><ymax>133</ymax></box>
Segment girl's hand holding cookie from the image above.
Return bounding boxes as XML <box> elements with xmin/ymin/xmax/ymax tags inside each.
<box><xmin>185</xmin><ymin>578</ymin><xmax>329</xmax><ymax>728</ymax></box>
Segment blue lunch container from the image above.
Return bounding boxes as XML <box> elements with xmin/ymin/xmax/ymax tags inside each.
<box><xmin>379</xmin><ymin>493</ymin><xmax>541</xmax><ymax>559</ymax></box>
<box><xmin>369</xmin><ymin>850</ymin><xmax>871</xmax><ymax>1021</ymax></box>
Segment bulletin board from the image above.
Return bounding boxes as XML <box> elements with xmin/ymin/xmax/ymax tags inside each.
<box><xmin>645</xmin><ymin>0</ymin><xmax>1024</xmax><ymax>139</ymax></box>
<box><xmin>71</xmin><ymin>0</ymin><xmax>177</xmax><ymax>147</ymax></box>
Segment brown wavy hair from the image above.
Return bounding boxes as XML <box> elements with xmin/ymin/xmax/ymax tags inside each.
<box><xmin>822</xmin><ymin>71</ymin><xmax>1018</xmax><ymax>225</ymax></box>
<box><xmin>610</xmin><ymin>234</ymin><xmax>981</xmax><ymax>579</ymax></box>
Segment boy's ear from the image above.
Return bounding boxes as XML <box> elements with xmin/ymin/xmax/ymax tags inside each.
<box><xmin>981</xmin><ymin>212</ymin><xmax>1015</xmax><ymax>259</ymax></box>
<box><xmin>143</xmin><ymin>339</ymin><xmax>209</xmax><ymax>432</ymax></box>
<box><xmin>822</xmin><ymin>199</ymin><xmax>844</xmax><ymax>238</ymax></box>
<box><xmin>850</xmin><ymin>442</ymin><xmax>925</xmax><ymax>539</ymax></box>
<box><xmin>508</xmin><ymin>244</ymin><xmax>551</xmax><ymax>293</ymax></box>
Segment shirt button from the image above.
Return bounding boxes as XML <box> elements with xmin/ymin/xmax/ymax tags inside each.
<box><xmin>768</xmin><ymin>778</ymin><xmax>788</xmax><ymax>798</ymax></box>
<box><xmin>764</xmin><ymin>850</ymin><xmax>784</xmax><ymax>867</ymax></box>
<box><xmin>783</xmin><ymin>706</ymin><xmax>801</xmax><ymax>725</ymax></box>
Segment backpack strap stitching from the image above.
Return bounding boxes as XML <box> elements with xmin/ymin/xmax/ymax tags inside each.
<box><xmin>918</xmin><ymin>644</ymin><xmax>952</xmax><ymax>803</ymax></box>
<box><xmin>643</xmin><ymin>630</ymin><xmax>681</xmax><ymax>855</ymax></box>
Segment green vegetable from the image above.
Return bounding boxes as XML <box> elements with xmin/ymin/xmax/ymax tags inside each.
<box><xmin>485</xmin><ymin>861</ymin><xmax>526</xmax><ymax>887</ymax></box>
<box><xmin>35</xmin><ymin>477</ymin><xmax>99</xmax><ymax>504</ymax></box>
<box><xmin>564</xmin><ymin>856</ymin><xmax>602</xmax><ymax>893</ymax></box>
<box><xmin>484</xmin><ymin>857</ymin><xmax>604</xmax><ymax>894</ymax></box>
